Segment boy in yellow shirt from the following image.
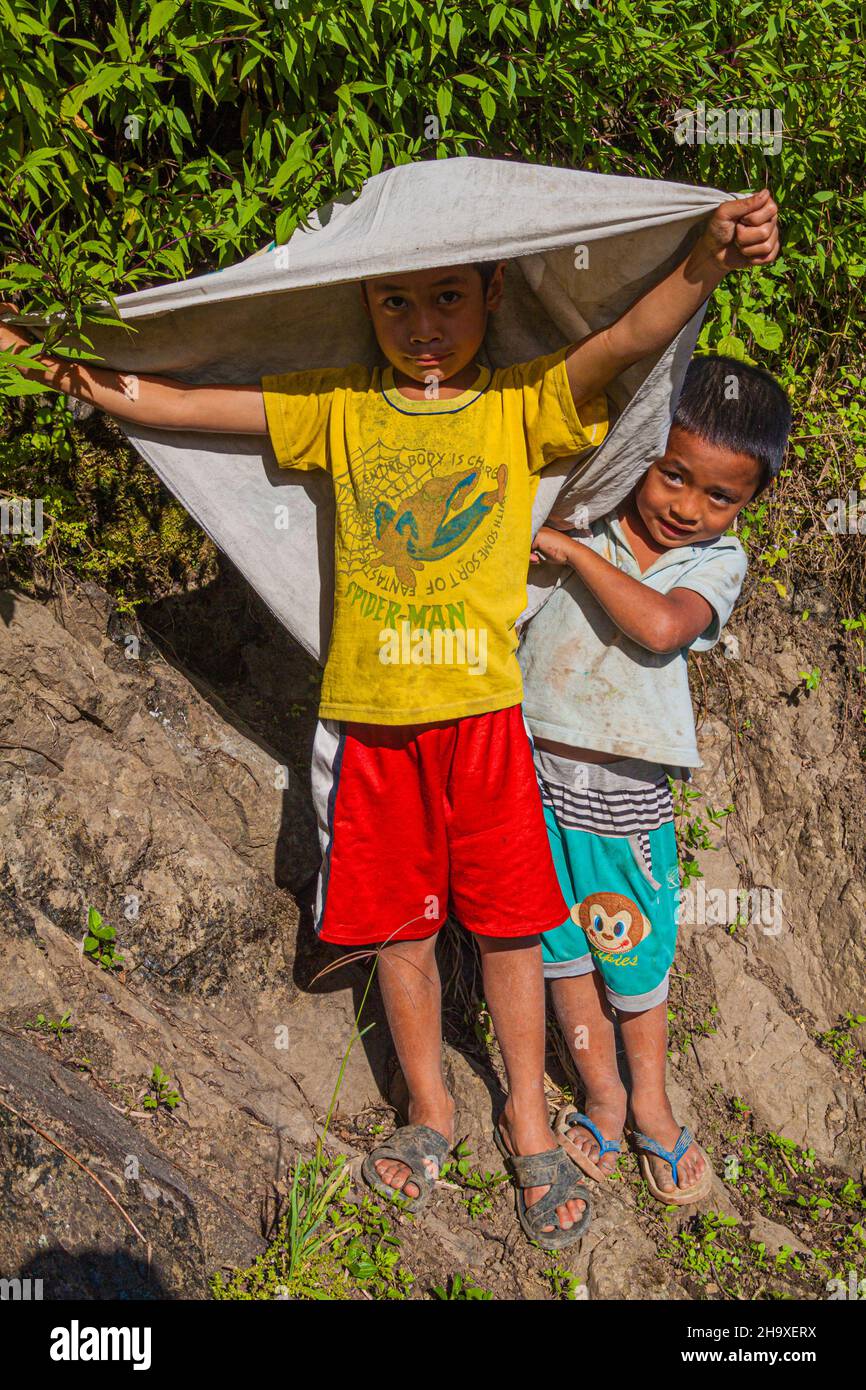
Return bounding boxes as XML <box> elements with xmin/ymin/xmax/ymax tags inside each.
<box><xmin>0</xmin><ymin>185</ymin><xmax>778</xmax><ymax>1248</ymax></box>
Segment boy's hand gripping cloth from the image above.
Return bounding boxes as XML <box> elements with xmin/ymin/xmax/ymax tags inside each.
<box><xmin>19</xmin><ymin>156</ymin><xmax>728</xmax><ymax>663</ymax></box>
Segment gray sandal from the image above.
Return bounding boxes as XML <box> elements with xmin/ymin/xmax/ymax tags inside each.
<box><xmin>494</xmin><ymin>1123</ymin><xmax>592</xmax><ymax>1249</ymax></box>
<box><xmin>361</xmin><ymin>1124</ymin><xmax>452</xmax><ymax>1214</ymax></box>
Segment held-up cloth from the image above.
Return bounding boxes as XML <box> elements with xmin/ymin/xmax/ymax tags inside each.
<box><xmin>14</xmin><ymin>156</ymin><xmax>728</xmax><ymax>664</ymax></box>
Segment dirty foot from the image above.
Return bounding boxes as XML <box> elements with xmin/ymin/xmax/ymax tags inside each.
<box><xmin>561</xmin><ymin>1085</ymin><xmax>627</xmax><ymax>1177</ymax></box>
<box><xmin>631</xmin><ymin>1096</ymin><xmax>706</xmax><ymax>1194</ymax></box>
<box><xmin>498</xmin><ymin>1103</ymin><xmax>587</xmax><ymax>1233</ymax></box>
<box><xmin>374</xmin><ymin>1093</ymin><xmax>456</xmax><ymax>1200</ymax></box>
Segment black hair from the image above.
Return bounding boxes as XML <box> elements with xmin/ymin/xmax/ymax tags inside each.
<box><xmin>473</xmin><ymin>261</ymin><xmax>501</xmax><ymax>292</ymax></box>
<box><xmin>672</xmin><ymin>354</ymin><xmax>791</xmax><ymax>496</ymax></box>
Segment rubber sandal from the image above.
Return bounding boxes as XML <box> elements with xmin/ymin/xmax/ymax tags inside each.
<box><xmin>555</xmin><ymin>1106</ymin><xmax>622</xmax><ymax>1182</ymax></box>
<box><xmin>629</xmin><ymin>1124</ymin><xmax>713</xmax><ymax>1205</ymax></box>
<box><xmin>493</xmin><ymin>1122</ymin><xmax>592</xmax><ymax>1249</ymax></box>
<box><xmin>361</xmin><ymin>1124</ymin><xmax>452</xmax><ymax>1215</ymax></box>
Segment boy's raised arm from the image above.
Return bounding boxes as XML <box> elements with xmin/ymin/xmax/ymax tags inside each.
<box><xmin>0</xmin><ymin>305</ymin><xmax>269</xmax><ymax>435</ymax></box>
<box><xmin>564</xmin><ymin>189</ymin><xmax>779</xmax><ymax>411</ymax></box>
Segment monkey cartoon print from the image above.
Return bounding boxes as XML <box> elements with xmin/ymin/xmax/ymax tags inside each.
<box><xmin>574</xmin><ymin>891</ymin><xmax>653</xmax><ymax>954</ymax></box>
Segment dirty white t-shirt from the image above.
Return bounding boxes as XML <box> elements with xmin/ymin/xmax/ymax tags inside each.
<box><xmin>518</xmin><ymin>514</ymin><xmax>748</xmax><ymax>772</ymax></box>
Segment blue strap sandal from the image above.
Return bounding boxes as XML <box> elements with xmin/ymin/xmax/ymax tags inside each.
<box><xmin>555</xmin><ymin>1106</ymin><xmax>622</xmax><ymax>1181</ymax></box>
<box><xmin>630</xmin><ymin>1124</ymin><xmax>713</xmax><ymax>1205</ymax></box>
<box><xmin>361</xmin><ymin>1124</ymin><xmax>452</xmax><ymax>1214</ymax></box>
<box><xmin>493</xmin><ymin>1122</ymin><xmax>592</xmax><ymax>1249</ymax></box>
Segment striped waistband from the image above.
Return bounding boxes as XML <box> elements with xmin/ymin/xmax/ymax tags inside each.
<box><xmin>533</xmin><ymin>748</ymin><xmax>673</xmax><ymax>835</ymax></box>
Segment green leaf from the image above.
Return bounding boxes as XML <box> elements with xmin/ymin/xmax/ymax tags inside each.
<box><xmin>738</xmin><ymin>309</ymin><xmax>784</xmax><ymax>351</ymax></box>
<box><xmin>207</xmin><ymin>0</ymin><xmax>257</xmax><ymax>15</ymax></box>
<box><xmin>272</xmin><ymin>140</ymin><xmax>311</xmax><ymax>193</ymax></box>
<box><xmin>60</xmin><ymin>64</ymin><xmax>126</xmax><ymax>119</ymax></box>
<box><xmin>489</xmin><ymin>2</ymin><xmax>507</xmax><ymax>37</ymax></box>
<box><xmin>147</xmin><ymin>0</ymin><xmax>177</xmax><ymax>42</ymax></box>
<box><xmin>448</xmin><ymin>13</ymin><xmax>464</xmax><ymax>58</ymax></box>
<box><xmin>715</xmin><ymin>334</ymin><xmax>749</xmax><ymax>361</ymax></box>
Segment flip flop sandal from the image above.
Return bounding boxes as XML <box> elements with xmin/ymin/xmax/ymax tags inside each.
<box><xmin>555</xmin><ymin>1106</ymin><xmax>622</xmax><ymax>1182</ymax></box>
<box><xmin>629</xmin><ymin>1124</ymin><xmax>713</xmax><ymax>1206</ymax></box>
<box><xmin>493</xmin><ymin>1123</ymin><xmax>592</xmax><ymax>1250</ymax></box>
<box><xmin>361</xmin><ymin>1124</ymin><xmax>452</xmax><ymax>1215</ymax></box>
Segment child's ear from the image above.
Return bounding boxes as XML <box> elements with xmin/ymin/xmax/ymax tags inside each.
<box><xmin>486</xmin><ymin>262</ymin><xmax>506</xmax><ymax>312</ymax></box>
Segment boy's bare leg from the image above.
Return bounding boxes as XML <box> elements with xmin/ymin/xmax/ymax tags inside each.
<box><xmin>479</xmin><ymin>934</ymin><xmax>587</xmax><ymax>1231</ymax></box>
<box><xmin>549</xmin><ymin>971</ymin><xmax>627</xmax><ymax>1175</ymax></box>
<box><xmin>373</xmin><ymin>934</ymin><xmax>456</xmax><ymax>1200</ymax></box>
<box><xmin>618</xmin><ymin>1000</ymin><xmax>706</xmax><ymax>1192</ymax></box>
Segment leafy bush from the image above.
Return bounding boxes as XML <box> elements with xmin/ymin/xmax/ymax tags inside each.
<box><xmin>0</xmin><ymin>0</ymin><xmax>863</xmax><ymax>614</ymax></box>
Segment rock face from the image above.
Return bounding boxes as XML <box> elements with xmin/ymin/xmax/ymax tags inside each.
<box><xmin>0</xmin><ymin>1025</ymin><xmax>263</xmax><ymax>1299</ymax></box>
<box><xmin>0</xmin><ymin>581</ymin><xmax>391</xmax><ymax>1297</ymax></box>
<box><xmin>679</xmin><ymin>588</ymin><xmax>866</xmax><ymax>1175</ymax></box>
<box><xmin>0</xmin><ymin>574</ymin><xmax>863</xmax><ymax>1299</ymax></box>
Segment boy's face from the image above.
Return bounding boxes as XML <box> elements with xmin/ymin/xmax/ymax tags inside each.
<box><xmin>634</xmin><ymin>425</ymin><xmax>763</xmax><ymax>547</ymax></box>
<box><xmin>360</xmin><ymin>263</ymin><xmax>505</xmax><ymax>385</ymax></box>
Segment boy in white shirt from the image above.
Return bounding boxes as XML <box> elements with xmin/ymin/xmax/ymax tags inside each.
<box><xmin>520</xmin><ymin>355</ymin><xmax>791</xmax><ymax>1203</ymax></box>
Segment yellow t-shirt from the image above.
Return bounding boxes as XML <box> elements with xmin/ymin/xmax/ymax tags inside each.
<box><xmin>261</xmin><ymin>348</ymin><xmax>608</xmax><ymax>724</ymax></box>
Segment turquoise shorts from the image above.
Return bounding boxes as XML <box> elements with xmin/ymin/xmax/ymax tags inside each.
<box><xmin>534</xmin><ymin>748</ymin><xmax>681</xmax><ymax>1012</ymax></box>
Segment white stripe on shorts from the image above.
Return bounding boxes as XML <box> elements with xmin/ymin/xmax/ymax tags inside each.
<box><xmin>309</xmin><ymin>717</ymin><xmax>344</xmax><ymax>934</ymax></box>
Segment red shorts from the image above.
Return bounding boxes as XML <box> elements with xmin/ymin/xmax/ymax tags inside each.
<box><xmin>309</xmin><ymin>703</ymin><xmax>570</xmax><ymax>946</ymax></box>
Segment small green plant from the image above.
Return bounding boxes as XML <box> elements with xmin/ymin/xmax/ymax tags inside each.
<box><xmin>799</xmin><ymin>666</ymin><xmax>822</xmax><ymax>691</ymax></box>
<box><xmin>816</xmin><ymin>1012</ymin><xmax>866</xmax><ymax>1072</ymax></box>
<box><xmin>431</xmin><ymin>1272</ymin><xmax>493</xmax><ymax>1300</ymax></box>
<box><xmin>542</xmin><ymin>1260</ymin><xmax>585</xmax><ymax>1300</ymax></box>
<box><xmin>473</xmin><ymin>999</ymin><xmax>494</xmax><ymax>1048</ymax></box>
<box><xmin>82</xmin><ymin>905</ymin><xmax>124</xmax><ymax>972</ymax></box>
<box><xmin>666</xmin><ymin>974</ymin><xmax>719</xmax><ymax>1055</ymax></box>
<box><xmin>25</xmin><ymin>1010</ymin><xmax>72</xmax><ymax>1038</ymax></box>
<box><xmin>337</xmin><ymin>1195</ymin><xmax>414</xmax><ymax>1299</ymax></box>
<box><xmin>726</xmin><ymin>906</ymin><xmax>749</xmax><ymax>936</ymax></box>
<box><xmin>669</xmin><ymin>783</ymin><xmax>733</xmax><ymax>887</ymax></box>
<box><xmin>440</xmin><ymin>1140</ymin><xmax>509</xmax><ymax>1219</ymax></box>
<box><xmin>142</xmin><ymin>1063</ymin><xmax>181</xmax><ymax>1112</ymax></box>
<box><xmin>659</xmin><ymin>1211</ymin><xmax>810</xmax><ymax>1299</ymax></box>
<box><xmin>213</xmin><ymin>1155</ymin><xmax>356</xmax><ymax>1300</ymax></box>
<box><xmin>719</xmin><ymin>1111</ymin><xmax>866</xmax><ymax>1291</ymax></box>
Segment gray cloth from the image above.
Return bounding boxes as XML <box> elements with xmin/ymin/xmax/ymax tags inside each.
<box><xmin>532</xmin><ymin>747</ymin><xmax>669</xmax><ymax>793</ymax></box>
<box><xmin>18</xmin><ymin>156</ymin><xmax>728</xmax><ymax>664</ymax></box>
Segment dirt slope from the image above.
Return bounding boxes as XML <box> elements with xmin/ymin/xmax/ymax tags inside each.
<box><xmin>0</xmin><ymin>573</ymin><xmax>862</xmax><ymax>1300</ymax></box>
